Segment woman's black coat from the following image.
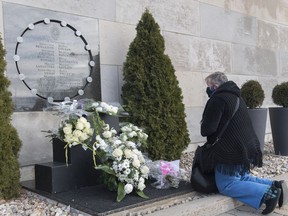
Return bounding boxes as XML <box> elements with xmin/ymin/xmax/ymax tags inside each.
<box><xmin>200</xmin><ymin>81</ymin><xmax>262</xmax><ymax>172</ymax></box>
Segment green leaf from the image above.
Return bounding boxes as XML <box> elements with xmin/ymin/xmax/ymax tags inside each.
<box><xmin>117</xmin><ymin>182</ymin><xmax>126</xmax><ymax>202</ymax></box>
<box><xmin>95</xmin><ymin>165</ymin><xmax>115</xmax><ymax>175</ymax></box>
<box><xmin>136</xmin><ymin>190</ymin><xmax>149</xmax><ymax>199</ymax></box>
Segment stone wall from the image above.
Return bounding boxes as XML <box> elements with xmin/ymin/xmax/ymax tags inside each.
<box><xmin>0</xmin><ymin>0</ymin><xmax>287</xmax><ymax>176</ymax></box>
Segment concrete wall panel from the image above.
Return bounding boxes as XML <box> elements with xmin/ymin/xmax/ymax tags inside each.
<box><xmin>257</xmin><ymin>20</ymin><xmax>279</xmax><ymax>50</ymax></box>
<box><xmin>117</xmin><ymin>0</ymin><xmax>200</xmax><ymax>36</ymax></box>
<box><xmin>200</xmin><ymin>3</ymin><xmax>257</xmax><ymax>46</ymax></box>
<box><xmin>100</xmin><ymin>65</ymin><xmax>120</xmax><ymax>103</ymax></box>
<box><xmin>12</xmin><ymin>112</ymin><xmax>60</xmax><ymax>166</ymax></box>
<box><xmin>99</xmin><ymin>20</ymin><xmax>136</xmax><ymax>65</ymax></box>
<box><xmin>232</xmin><ymin>44</ymin><xmax>278</xmax><ymax>76</ymax></box>
<box><xmin>1</xmin><ymin>0</ymin><xmax>116</xmax><ymax>21</ymax></box>
<box><xmin>175</xmin><ymin>71</ymin><xmax>203</xmax><ymax>108</ymax></box>
<box><xmin>164</xmin><ymin>32</ymin><xmax>231</xmax><ymax>73</ymax></box>
<box><xmin>185</xmin><ymin>107</ymin><xmax>205</xmax><ymax>144</ymax></box>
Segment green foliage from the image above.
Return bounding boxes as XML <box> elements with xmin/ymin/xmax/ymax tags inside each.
<box><xmin>240</xmin><ymin>80</ymin><xmax>265</xmax><ymax>109</ymax></box>
<box><xmin>272</xmin><ymin>82</ymin><xmax>288</xmax><ymax>107</ymax></box>
<box><xmin>121</xmin><ymin>10</ymin><xmax>190</xmax><ymax>161</ymax></box>
<box><xmin>0</xmin><ymin>35</ymin><xmax>22</xmax><ymax>199</ymax></box>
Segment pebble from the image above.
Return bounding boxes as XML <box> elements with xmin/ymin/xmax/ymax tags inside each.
<box><xmin>0</xmin><ymin>142</ymin><xmax>286</xmax><ymax>216</ymax></box>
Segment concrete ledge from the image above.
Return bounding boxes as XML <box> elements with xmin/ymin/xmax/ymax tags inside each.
<box><xmin>146</xmin><ymin>194</ymin><xmax>242</xmax><ymax>216</ymax></box>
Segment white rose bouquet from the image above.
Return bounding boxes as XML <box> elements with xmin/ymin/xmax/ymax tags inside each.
<box><xmin>57</xmin><ymin>116</ymin><xmax>94</xmax><ymax>163</ymax></box>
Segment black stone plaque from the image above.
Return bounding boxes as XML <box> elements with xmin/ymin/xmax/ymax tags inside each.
<box><xmin>3</xmin><ymin>3</ymin><xmax>101</xmax><ymax>111</ymax></box>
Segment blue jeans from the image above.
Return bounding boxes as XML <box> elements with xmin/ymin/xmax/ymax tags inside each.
<box><xmin>215</xmin><ymin>164</ymin><xmax>273</xmax><ymax>209</ymax></box>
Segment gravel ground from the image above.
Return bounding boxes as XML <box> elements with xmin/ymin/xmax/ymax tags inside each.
<box><xmin>1</xmin><ymin>142</ymin><xmax>287</xmax><ymax>216</ymax></box>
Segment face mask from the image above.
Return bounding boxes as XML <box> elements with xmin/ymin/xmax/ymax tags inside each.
<box><xmin>206</xmin><ymin>86</ymin><xmax>216</xmax><ymax>98</ymax></box>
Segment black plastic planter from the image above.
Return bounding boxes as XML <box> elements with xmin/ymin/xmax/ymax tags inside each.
<box><xmin>269</xmin><ymin>107</ymin><xmax>288</xmax><ymax>155</ymax></box>
<box><xmin>247</xmin><ymin>108</ymin><xmax>267</xmax><ymax>153</ymax></box>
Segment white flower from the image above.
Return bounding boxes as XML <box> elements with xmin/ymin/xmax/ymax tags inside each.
<box><xmin>79</xmin><ymin>133</ymin><xmax>89</xmax><ymax>142</ymax></box>
<box><xmin>124</xmin><ymin>149</ymin><xmax>133</xmax><ymax>158</ymax></box>
<box><xmin>84</xmin><ymin>122</ymin><xmax>91</xmax><ymax>129</ymax></box>
<box><xmin>63</xmin><ymin>126</ymin><xmax>72</xmax><ymax>135</ymax></box>
<box><xmin>79</xmin><ymin>117</ymin><xmax>87</xmax><ymax>124</ymax></box>
<box><xmin>65</xmin><ymin>123</ymin><xmax>73</xmax><ymax>128</ymax></box>
<box><xmin>139</xmin><ymin>177</ymin><xmax>145</xmax><ymax>184</ymax></box>
<box><xmin>76</xmin><ymin>122</ymin><xmax>84</xmax><ymax>130</ymax></box>
<box><xmin>124</xmin><ymin>168</ymin><xmax>131</xmax><ymax>175</ymax></box>
<box><xmin>128</xmin><ymin>131</ymin><xmax>137</xmax><ymax>138</ymax></box>
<box><xmin>112</xmin><ymin>148</ymin><xmax>123</xmax><ymax>158</ymax></box>
<box><xmin>111</xmin><ymin>106</ymin><xmax>118</xmax><ymax>114</ymax></box>
<box><xmin>120</xmin><ymin>134</ymin><xmax>128</xmax><ymax>141</ymax></box>
<box><xmin>103</xmin><ymin>131</ymin><xmax>112</xmax><ymax>138</ymax></box>
<box><xmin>84</xmin><ymin>128</ymin><xmax>94</xmax><ymax>136</ymax></box>
<box><xmin>132</xmin><ymin>159</ymin><xmax>140</xmax><ymax>168</ymax></box>
<box><xmin>124</xmin><ymin>184</ymin><xmax>133</xmax><ymax>194</ymax></box>
<box><xmin>73</xmin><ymin>130</ymin><xmax>82</xmax><ymax>138</ymax></box>
<box><xmin>137</xmin><ymin>182</ymin><xmax>146</xmax><ymax>191</ymax></box>
<box><xmin>64</xmin><ymin>134</ymin><xmax>73</xmax><ymax>143</ymax></box>
<box><xmin>96</xmin><ymin>107</ymin><xmax>103</xmax><ymax>112</ymax></box>
<box><xmin>114</xmin><ymin>140</ymin><xmax>122</xmax><ymax>146</ymax></box>
<box><xmin>127</xmin><ymin>141</ymin><xmax>136</xmax><ymax>148</ymax></box>
<box><xmin>140</xmin><ymin>166</ymin><xmax>149</xmax><ymax>176</ymax></box>
<box><xmin>92</xmin><ymin>102</ymin><xmax>99</xmax><ymax>107</ymax></box>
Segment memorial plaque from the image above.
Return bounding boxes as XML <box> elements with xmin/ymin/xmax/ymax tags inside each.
<box><xmin>3</xmin><ymin>3</ymin><xmax>101</xmax><ymax>111</ymax></box>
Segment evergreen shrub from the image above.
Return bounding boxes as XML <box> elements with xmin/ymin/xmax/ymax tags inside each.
<box><xmin>121</xmin><ymin>10</ymin><xmax>190</xmax><ymax>161</ymax></box>
<box><xmin>240</xmin><ymin>80</ymin><xmax>265</xmax><ymax>109</ymax></box>
<box><xmin>272</xmin><ymin>82</ymin><xmax>288</xmax><ymax>107</ymax></box>
<box><xmin>0</xmin><ymin>35</ymin><xmax>22</xmax><ymax>199</ymax></box>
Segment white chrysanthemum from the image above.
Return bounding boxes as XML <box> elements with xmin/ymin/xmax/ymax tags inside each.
<box><xmin>124</xmin><ymin>184</ymin><xmax>133</xmax><ymax>194</ymax></box>
<box><xmin>124</xmin><ymin>168</ymin><xmax>131</xmax><ymax>175</ymax></box>
<box><xmin>112</xmin><ymin>148</ymin><xmax>123</xmax><ymax>158</ymax></box>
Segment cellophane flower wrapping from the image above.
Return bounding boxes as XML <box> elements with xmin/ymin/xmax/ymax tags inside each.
<box><xmin>44</xmin><ymin>99</ymin><xmax>150</xmax><ymax>202</ymax></box>
<box><xmin>147</xmin><ymin>160</ymin><xmax>186</xmax><ymax>189</ymax></box>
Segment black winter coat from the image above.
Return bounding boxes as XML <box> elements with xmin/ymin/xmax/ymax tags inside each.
<box><xmin>200</xmin><ymin>81</ymin><xmax>262</xmax><ymax>173</ymax></box>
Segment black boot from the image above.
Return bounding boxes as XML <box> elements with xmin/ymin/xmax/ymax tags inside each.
<box><xmin>273</xmin><ymin>180</ymin><xmax>288</xmax><ymax>208</ymax></box>
<box><xmin>262</xmin><ymin>185</ymin><xmax>281</xmax><ymax>215</ymax></box>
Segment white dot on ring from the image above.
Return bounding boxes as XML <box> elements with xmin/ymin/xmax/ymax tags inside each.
<box><xmin>89</xmin><ymin>61</ymin><xmax>95</xmax><ymax>67</ymax></box>
<box><xmin>47</xmin><ymin>97</ymin><xmax>54</xmax><ymax>103</ymax></box>
<box><xmin>13</xmin><ymin>55</ymin><xmax>20</xmax><ymax>61</ymax></box>
<box><xmin>17</xmin><ymin>37</ymin><xmax>23</xmax><ymax>43</ymax></box>
<box><xmin>87</xmin><ymin>77</ymin><xmax>93</xmax><ymax>83</ymax></box>
<box><xmin>19</xmin><ymin>74</ymin><xmax>25</xmax><ymax>80</ymax></box>
<box><xmin>78</xmin><ymin>89</ymin><xmax>84</xmax><ymax>95</ymax></box>
<box><xmin>44</xmin><ymin>18</ymin><xmax>50</xmax><ymax>24</ymax></box>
